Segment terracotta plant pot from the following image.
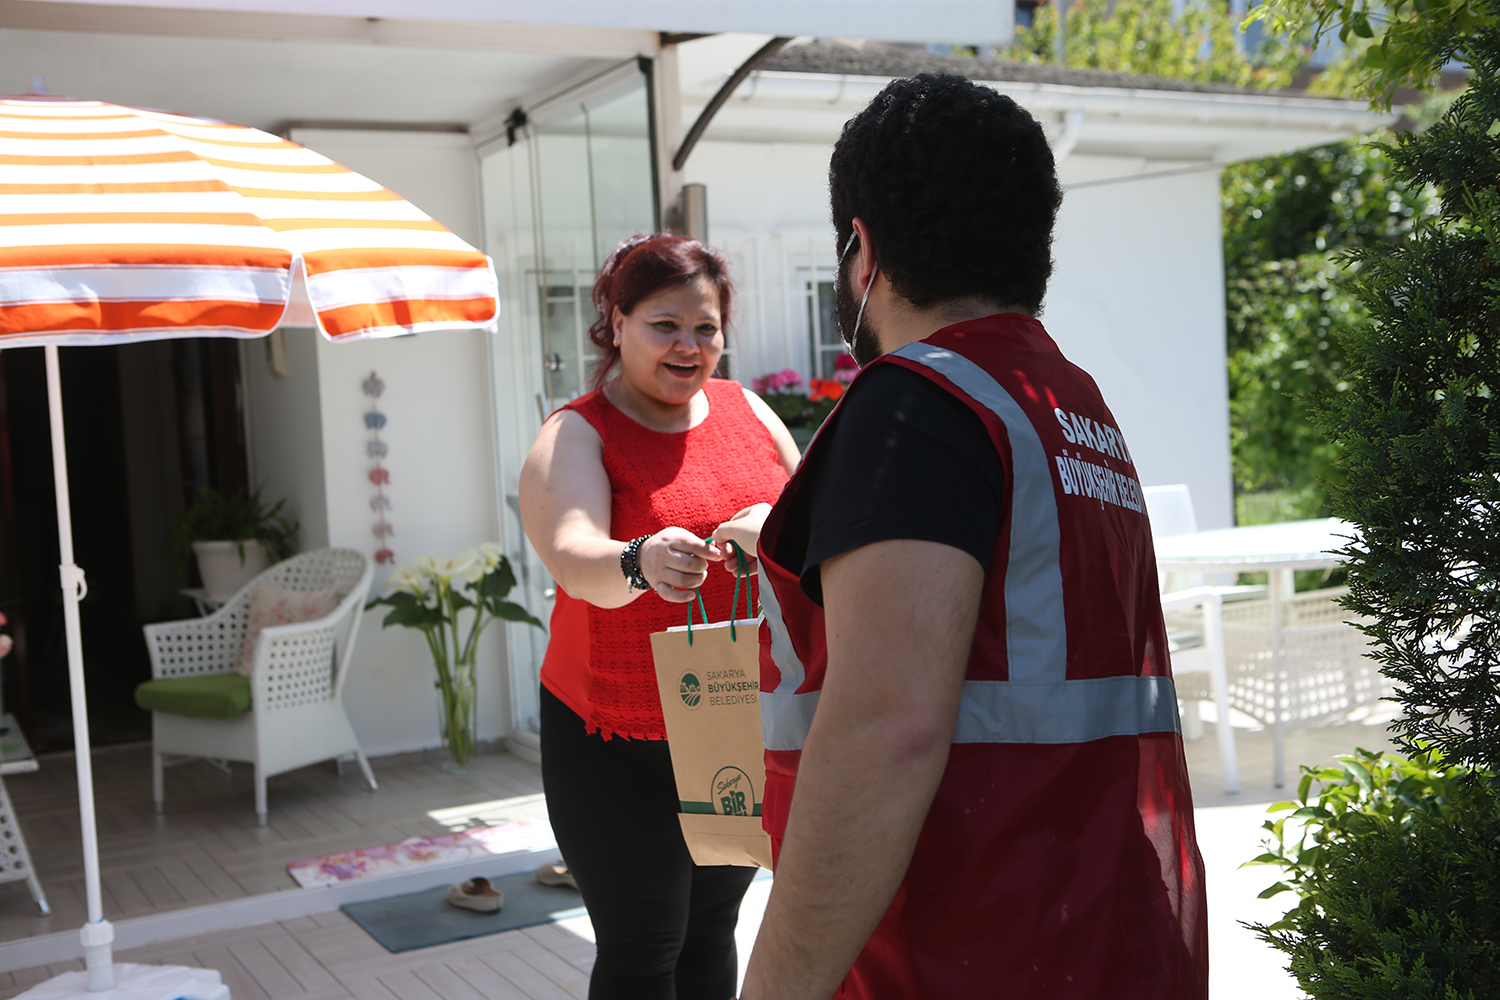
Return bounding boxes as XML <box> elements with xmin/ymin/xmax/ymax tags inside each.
<box><xmin>192</xmin><ymin>540</ymin><xmax>269</xmax><ymax>601</ymax></box>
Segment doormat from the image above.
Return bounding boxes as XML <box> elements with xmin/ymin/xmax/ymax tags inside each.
<box><xmin>341</xmin><ymin>868</ymin><xmax>587</xmax><ymax>952</ymax></box>
<box><xmin>287</xmin><ymin>820</ymin><xmax>555</xmax><ymax>888</ymax></box>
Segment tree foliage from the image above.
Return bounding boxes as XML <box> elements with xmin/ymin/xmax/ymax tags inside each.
<box><xmin>1012</xmin><ymin>0</ymin><xmax>1304</xmax><ymax>89</ymax></box>
<box><xmin>1224</xmin><ymin>142</ymin><xmax>1434</xmax><ymax>516</ymax></box>
<box><xmin>1249</xmin><ymin>0</ymin><xmax>1493</xmax><ymax>107</ymax></box>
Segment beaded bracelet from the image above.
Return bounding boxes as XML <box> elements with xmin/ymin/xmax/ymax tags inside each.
<box><xmin>620</xmin><ymin>534</ymin><xmax>652</xmax><ymax>591</ymax></box>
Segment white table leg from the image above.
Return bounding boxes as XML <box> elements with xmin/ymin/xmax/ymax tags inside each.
<box><xmin>1269</xmin><ymin>568</ymin><xmax>1294</xmax><ymax>788</ymax></box>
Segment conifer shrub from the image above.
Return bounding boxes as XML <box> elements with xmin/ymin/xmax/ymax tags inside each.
<box><xmin>1312</xmin><ymin>6</ymin><xmax>1500</xmax><ymax>774</ymax></box>
<box><xmin>1242</xmin><ymin>4</ymin><xmax>1500</xmax><ymax>994</ymax></box>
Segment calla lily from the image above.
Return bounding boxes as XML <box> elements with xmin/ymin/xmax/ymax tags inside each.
<box><xmin>385</xmin><ymin>566</ymin><xmax>425</xmax><ymax>594</ymax></box>
<box><xmin>455</xmin><ymin>548</ymin><xmax>485</xmax><ymax>583</ymax></box>
<box><xmin>367</xmin><ymin>545</ymin><xmax>540</xmax><ymax>772</ymax></box>
<box><xmin>414</xmin><ymin>552</ymin><xmax>479</xmax><ymax>582</ymax></box>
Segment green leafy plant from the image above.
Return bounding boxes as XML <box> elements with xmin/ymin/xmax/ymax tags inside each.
<box><xmin>1245</xmin><ymin>749</ymin><xmax>1500</xmax><ymax>997</ymax></box>
<box><xmin>166</xmin><ymin>487</ymin><xmax>299</xmax><ymax>566</ymax></box>
<box><xmin>1247</xmin><ymin>747</ymin><xmax>1471</xmax><ymax>922</ymax></box>
<box><xmin>366</xmin><ymin>546</ymin><xmax>542</xmax><ymax>770</ymax></box>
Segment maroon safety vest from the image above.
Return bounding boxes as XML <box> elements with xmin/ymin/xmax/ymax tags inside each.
<box><xmin>756</xmin><ymin>314</ymin><xmax>1209</xmax><ymax>999</ymax></box>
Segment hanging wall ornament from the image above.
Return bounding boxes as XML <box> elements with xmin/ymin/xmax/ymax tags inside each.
<box><xmin>363</xmin><ymin>371</ymin><xmax>394</xmax><ymax>565</ymax></box>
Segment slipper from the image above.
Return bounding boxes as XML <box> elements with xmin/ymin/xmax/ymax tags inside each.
<box><xmin>535</xmin><ymin>860</ymin><xmax>577</xmax><ymax>890</ymax></box>
<box><xmin>447</xmin><ymin>877</ymin><xmax>504</xmax><ymax>913</ymax></box>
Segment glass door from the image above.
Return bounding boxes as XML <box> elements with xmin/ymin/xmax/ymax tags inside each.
<box><xmin>480</xmin><ymin>64</ymin><xmax>657</xmax><ymax>749</ymax></box>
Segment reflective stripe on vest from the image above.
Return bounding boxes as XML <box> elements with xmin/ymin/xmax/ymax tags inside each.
<box><xmin>760</xmin><ymin>342</ymin><xmax>1180</xmax><ymax>752</ymax></box>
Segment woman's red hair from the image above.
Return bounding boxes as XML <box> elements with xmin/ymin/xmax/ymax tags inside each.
<box><xmin>588</xmin><ymin>234</ymin><xmax>734</xmax><ymax>389</ymax></box>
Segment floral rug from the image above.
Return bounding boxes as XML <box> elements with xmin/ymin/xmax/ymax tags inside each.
<box><xmin>287</xmin><ymin>819</ymin><xmax>555</xmax><ymax>888</ymax></box>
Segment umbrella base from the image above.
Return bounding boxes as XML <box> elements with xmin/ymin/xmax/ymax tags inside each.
<box><xmin>12</xmin><ymin>963</ymin><xmax>228</xmax><ymax>1000</ymax></box>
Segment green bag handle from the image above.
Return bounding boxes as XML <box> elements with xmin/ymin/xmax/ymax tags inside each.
<box><xmin>686</xmin><ymin>538</ymin><xmax>751</xmax><ymax>646</ymax></box>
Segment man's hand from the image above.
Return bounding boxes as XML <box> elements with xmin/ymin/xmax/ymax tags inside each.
<box><xmin>740</xmin><ymin>539</ymin><xmax>983</xmax><ymax>1000</ymax></box>
<box><xmin>712</xmin><ymin>503</ymin><xmax>773</xmax><ymax>575</ymax></box>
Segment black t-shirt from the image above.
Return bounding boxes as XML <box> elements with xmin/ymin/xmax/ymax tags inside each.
<box><xmin>778</xmin><ymin>362</ymin><xmax>1005</xmax><ymax>605</ymax></box>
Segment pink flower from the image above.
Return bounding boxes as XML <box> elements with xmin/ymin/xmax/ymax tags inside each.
<box><xmin>0</xmin><ymin>635</ymin><xmax>13</xmax><ymax>658</ymax></box>
<box><xmin>834</xmin><ymin>353</ymin><xmax>857</xmax><ymax>371</ymax></box>
<box><xmin>752</xmin><ymin>369</ymin><xmax>804</xmax><ymax>395</ymax></box>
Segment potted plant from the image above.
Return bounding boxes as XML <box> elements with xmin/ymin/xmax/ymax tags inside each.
<box><xmin>367</xmin><ymin>545</ymin><xmax>542</xmax><ymax>772</ymax></box>
<box><xmin>166</xmin><ymin>487</ymin><xmax>299</xmax><ymax>601</ymax></box>
<box><xmin>752</xmin><ymin>357</ymin><xmax>856</xmax><ymax>450</ymax></box>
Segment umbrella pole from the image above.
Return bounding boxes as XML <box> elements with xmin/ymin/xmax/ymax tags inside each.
<box><xmin>44</xmin><ymin>345</ymin><xmax>114</xmax><ymax>992</ymax></box>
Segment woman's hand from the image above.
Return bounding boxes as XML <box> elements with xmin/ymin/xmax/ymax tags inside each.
<box><xmin>712</xmin><ymin>504</ymin><xmax>773</xmax><ymax>575</ymax></box>
<box><xmin>639</xmin><ymin>528</ymin><xmax>724</xmax><ymax>603</ymax></box>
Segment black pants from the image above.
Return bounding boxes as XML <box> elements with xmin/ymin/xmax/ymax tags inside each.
<box><xmin>540</xmin><ymin>685</ymin><xmax>756</xmax><ymax>1000</ymax></box>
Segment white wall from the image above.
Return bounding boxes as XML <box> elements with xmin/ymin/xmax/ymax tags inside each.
<box><xmin>246</xmin><ymin>329</ymin><xmax>330</xmax><ymax>551</ymax></box>
<box><xmin>247</xmin><ymin>129</ymin><xmax>511</xmax><ymax>757</ymax></box>
<box><xmin>689</xmin><ymin>140</ymin><xmax>1235</xmax><ymax>530</ymax></box>
<box><xmin>687</xmin><ymin>140</ymin><xmax>835</xmax><ymax>381</ymax></box>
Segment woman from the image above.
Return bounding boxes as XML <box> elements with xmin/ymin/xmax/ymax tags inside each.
<box><xmin>519</xmin><ymin>234</ymin><xmax>798</xmax><ymax>999</ymax></box>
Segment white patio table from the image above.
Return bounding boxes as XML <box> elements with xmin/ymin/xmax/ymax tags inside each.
<box><xmin>1154</xmin><ymin>518</ymin><xmax>1356</xmax><ymax>786</ymax></box>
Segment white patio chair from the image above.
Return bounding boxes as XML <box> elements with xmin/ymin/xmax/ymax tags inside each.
<box><xmin>142</xmin><ymin>548</ymin><xmax>377</xmax><ymax>825</ymax></box>
<box><xmin>1145</xmin><ymin>484</ymin><xmax>1240</xmax><ymax>793</ymax></box>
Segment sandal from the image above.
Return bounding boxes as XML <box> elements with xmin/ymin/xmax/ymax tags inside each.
<box><xmin>447</xmin><ymin>877</ymin><xmax>504</xmax><ymax>913</ymax></box>
<box><xmin>534</xmin><ymin>860</ymin><xmax>577</xmax><ymax>890</ymax></box>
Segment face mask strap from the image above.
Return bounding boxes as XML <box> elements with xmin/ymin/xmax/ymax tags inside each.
<box><xmin>853</xmin><ymin>266</ymin><xmax>876</xmax><ymax>342</ymax></box>
<box><xmin>838</xmin><ymin>234</ymin><xmax>876</xmax><ymax>351</ymax></box>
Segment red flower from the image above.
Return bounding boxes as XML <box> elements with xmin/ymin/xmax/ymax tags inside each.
<box><xmin>368</xmin><ymin>468</ymin><xmax>390</xmax><ymax>486</ymax></box>
<box><xmin>808</xmin><ymin>378</ymin><xmax>846</xmax><ymax>402</ymax></box>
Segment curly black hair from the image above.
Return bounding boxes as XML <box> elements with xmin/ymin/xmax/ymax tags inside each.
<box><xmin>829</xmin><ymin>73</ymin><xmax>1062</xmax><ymax>314</ymax></box>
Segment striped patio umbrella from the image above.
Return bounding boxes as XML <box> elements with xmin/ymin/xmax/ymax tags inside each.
<box><xmin>0</xmin><ymin>96</ymin><xmax>500</xmax><ymax>998</ymax></box>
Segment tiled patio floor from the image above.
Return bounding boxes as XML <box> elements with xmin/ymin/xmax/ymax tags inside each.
<box><xmin>0</xmin><ymin>714</ymin><xmax>1403</xmax><ymax>999</ymax></box>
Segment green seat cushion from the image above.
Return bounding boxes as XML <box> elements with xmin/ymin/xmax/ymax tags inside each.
<box><xmin>134</xmin><ymin>674</ymin><xmax>251</xmax><ymax>720</ymax></box>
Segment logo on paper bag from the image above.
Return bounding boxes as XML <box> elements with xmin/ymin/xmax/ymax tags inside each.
<box><xmin>679</xmin><ymin>671</ymin><xmax>702</xmax><ymax>709</ymax></box>
<box><xmin>712</xmin><ymin>766</ymin><xmax>754</xmax><ymax>816</ymax></box>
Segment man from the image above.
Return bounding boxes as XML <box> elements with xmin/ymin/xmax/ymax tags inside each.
<box><xmin>730</xmin><ymin>73</ymin><xmax>1208</xmax><ymax>999</ymax></box>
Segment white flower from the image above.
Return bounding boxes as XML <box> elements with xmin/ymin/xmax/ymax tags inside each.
<box><xmin>385</xmin><ymin>566</ymin><xmax>426</xmax><ymax>596</ymax></box>
<box><xmin>414</xmin><ymin>552</ymin><xmax>479</xmax><ymax>582</ymax></box>
<box><xmin>455</xmin><ymin>548</ymin><xmax>485</xmax><ymax>583</ymax></box>
<box><xmin>477</xmin><ymin>542</ymin><xmax>505</xmax><ymax>569</ymax></box>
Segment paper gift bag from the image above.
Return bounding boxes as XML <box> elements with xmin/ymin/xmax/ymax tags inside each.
<box><xmin>651</xmin><ymin>616</ymin><xmax>774</xmax><ymax>869</ymax></box>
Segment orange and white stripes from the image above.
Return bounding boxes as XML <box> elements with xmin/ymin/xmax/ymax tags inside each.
<box><xmin>0</xmin><ymin>97</ymin><xmax>498</xmax><ymax>343</ymax></box>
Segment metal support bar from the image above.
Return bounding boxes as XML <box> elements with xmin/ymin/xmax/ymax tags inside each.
<box><xmin>660</xmin><ymin>31</ymin><xmax>713</xmax><ymax>46</ymax></box>
<box><xmin>672</xmin><ymin>36</ymin><xmax>792</xmax><ymax>172</ymax></box>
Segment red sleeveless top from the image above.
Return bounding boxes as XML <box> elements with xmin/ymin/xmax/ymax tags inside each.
<box><xmin>540</xmin><ymin>379</ymin><xmax>789</xmax><ymax>741</ymax></box>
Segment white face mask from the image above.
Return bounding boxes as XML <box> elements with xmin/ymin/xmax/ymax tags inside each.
<box><xmin>838</xmin><ymin>236</ymin><xmax>877</xmax><ymax>352</ymax></box>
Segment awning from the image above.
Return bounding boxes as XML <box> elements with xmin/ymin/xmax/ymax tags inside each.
<box><xmin>22</xmin><ymin>0</ymin><xmax>1015</xmax><ymax>45</ymax></box>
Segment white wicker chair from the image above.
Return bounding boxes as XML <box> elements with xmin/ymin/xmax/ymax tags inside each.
<box><xmin>143</xmin><ymin>548</ymin><xmax>377</xmax><ymax>825</ymax></box>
